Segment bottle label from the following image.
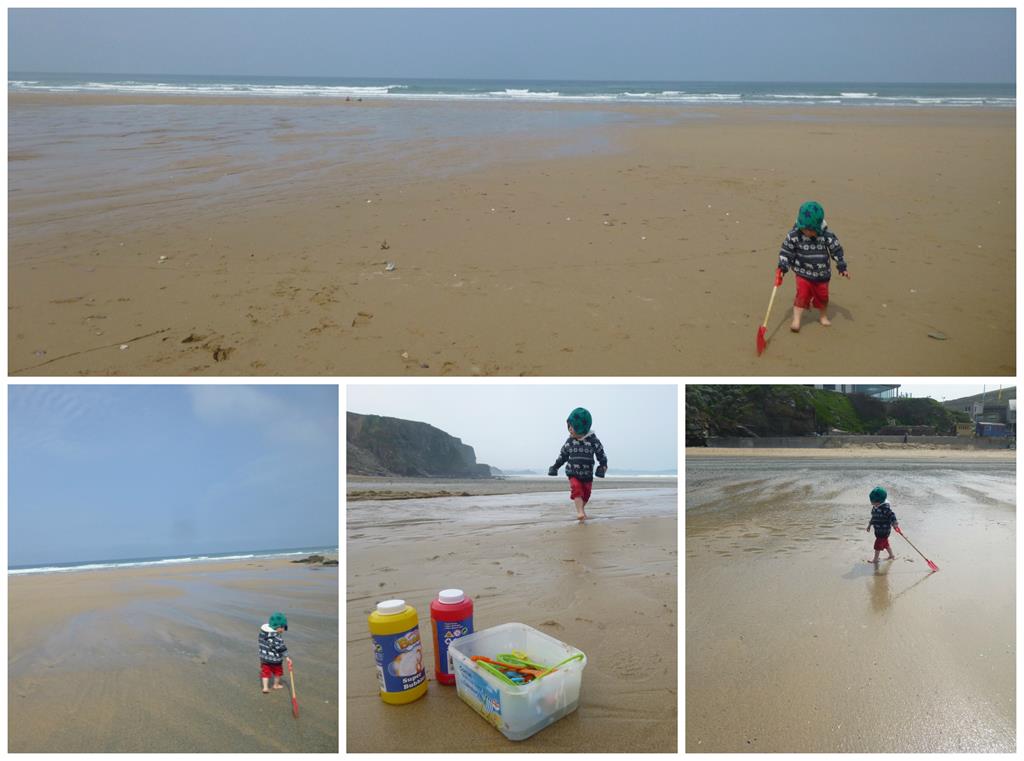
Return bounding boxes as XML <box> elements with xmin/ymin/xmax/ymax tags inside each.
<box><xmin>434</xmin><ymin>615</ymin><xmax>473</xmax><ymax>677</ymax></box>
<box><xmin>372</xmin><ymin>625</ymin><xmax>425</xmax><ymax>694</ymax></box>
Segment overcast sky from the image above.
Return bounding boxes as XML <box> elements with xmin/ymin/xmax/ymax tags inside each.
<box><xmin>348</xmin><ymin>385</ymin><xmax>677</xmax><ymax>472</ymax></box>
<box><xmin>8</xmin><ymin>8</ymin><xmax>1015</xmax><ymax>83</ymax></box>
<box><xmin>897</xmin><ymin>383</ymin><xmax>1014</xmax><ymax>402</ymax></box>
<box><xmin>8</xmin><ymin>385</ymin><xmax>338</xmax><ymax>566</ymax></box>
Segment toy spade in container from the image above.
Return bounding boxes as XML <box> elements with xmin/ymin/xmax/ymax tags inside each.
<box><xmin>448</xmin><ymin>623</ymin><xmax>587</xmax><ymax>741</ymax></box>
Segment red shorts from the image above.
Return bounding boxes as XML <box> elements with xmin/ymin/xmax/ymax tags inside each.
<box><xmin>261</xmin><ymin>662</ymin><xmax>283</xmax><ymax>679</ymax></box>
<box><xmin>873</xmin><ymin>536</ymin><xmax>891</xmax><ymax>552</ymax></box>
<box><xmin>794</xmin><ymin>276</ymin><xmax>829</xmax><ymax>310</ymax></box>
<box><xmin>568</xmin><ymin>477</ymin><xmax>592</xmax><ymax>505</ymax></box>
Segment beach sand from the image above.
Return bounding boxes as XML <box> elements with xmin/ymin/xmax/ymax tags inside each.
<box><xmin>8</xmin><ymin>558</ymin><xmax>338</xmax><ymax>753</ymax></box>
<box><xmin>348</xmin><ymin>475</ymin><xmax>677</xmax><ymax>500</ymax></box>
<box><xmin>686</xmin><ymin>454</ymin><xmax>1015</xmax><ymax>752</ymax></box>
<box><xmin>347</xmin><ymin>483</ymin><xmax>678</xmax><ymax>752</ymax></box>
<box><xmin>9</xmin><ymin>94</ymin><xmax>1014</xmax><ymax>376</ymax></box>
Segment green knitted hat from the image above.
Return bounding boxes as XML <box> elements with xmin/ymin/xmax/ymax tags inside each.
<box><xmin>567</xmin><ymin>407</ymin><xmax>593</xmax><ymax>435</ymax></box>
<box><xmin>869</xmin><ymin>487</ymin><xmax>887</xmax><ymax>504</ymax></box>
<box><xmin>269</xmin><ymin>612</ymin><xmax>288</xmax><ymax>630</ymax></box>
<box><xmin>797</xmin><ymin>201</ymin><xmax>825</xmax><ymax>232</ymax></box>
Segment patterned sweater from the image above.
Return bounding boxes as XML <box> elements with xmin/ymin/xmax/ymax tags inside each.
<box><xmin>552</xmin><ymin>432</ymin><xmax>608</xmax><ymax>482</ymax></box>
<box><xmin>778</xmin><ymin>225</ymin><xmax>847</xmax><ymax>282</ymax></box>
<box><xmin>259</xmin><ymin>623</ymin><xmax>289</xmax><ymax>664</ymax></box>
<box><xmin>869</xmin><ymin>502</ymin><xmax>898</xmax><ymax>538</ymax></box>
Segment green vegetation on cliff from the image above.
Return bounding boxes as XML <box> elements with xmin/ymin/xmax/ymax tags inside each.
<box><xmin>686</xmin><ymin>386</ymin><xmax>964</xmax><ymax>446</ymax></box>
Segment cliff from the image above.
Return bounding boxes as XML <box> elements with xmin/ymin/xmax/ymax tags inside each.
<box><xmin>347</xmin><ymin>412</ymin><xmax>493</xmax><ymax>478</ymax></box>
<box><xmin>686</xmin><ymin>386</ymin><xmax>966</xmax><ymax>446</ymax></box>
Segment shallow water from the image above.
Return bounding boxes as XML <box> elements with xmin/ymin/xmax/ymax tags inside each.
<box><xmin>347</xmin><ymin>486</ymin><xmax>677</xmax><ymax>545</ymax></box>
<box><xmin>686</xmin><ymin>456</ymin><xmax>1015</xmax><ymax>752</ymax></box>
<box><xmin>9</xmin><ymin>99</ymin><xmax>639</xmax><ymax>247</ymax></box>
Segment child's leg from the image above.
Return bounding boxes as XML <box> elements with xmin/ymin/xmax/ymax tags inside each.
<box><xmin>871</xmin><ymin>549</ymin><xmax>880</xmax><ymax>563</ymax></box>
<box><xmin>790</xmin><ymin>306</ymin><xmax>805</xmax><ymax>332</ymax></box>
<box><xmin>262</xmin><ymin>677</ymin><xmax>270</xmax><ymax>693</ymax></box>
<box><xmin>816</xmin><ymin>284</ymin><xmax>831</xmax><ymax>325</ymax></box>
<box><xmin>573</xmin><ymin>496</ymin><xmax>586</xmax><ymax>520</ymax></box>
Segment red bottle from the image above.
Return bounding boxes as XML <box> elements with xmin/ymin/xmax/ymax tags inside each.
<box><xmin>430</xmin><ymin>589</ymin><xmax>474</xmax><ymax>685</ymax></box>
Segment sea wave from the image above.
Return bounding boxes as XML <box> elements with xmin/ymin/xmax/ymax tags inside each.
<box><xmin>7</xmin><ymin>79</ymin><xmax>1014</xmax><ymax>107</ymax></box>
<box><xmin>9</xmin><ymin>548</ymin><xmax>334</xmax><ymax>575</ymax></box>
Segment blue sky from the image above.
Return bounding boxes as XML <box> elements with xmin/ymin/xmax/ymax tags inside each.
<box><xmin>348</xmin><ymin>385</ymin><xmax>678</xmax><ymax>472</ymax></box>
<box><xmin>8</xmin><ymin>8</ymin><xmax>1015</xmax><ymax>83</ymax></box>
<box><xmin>8</xmin><ymin>385</ymin><xmax>339</xmax><ymax>566</ymax></box>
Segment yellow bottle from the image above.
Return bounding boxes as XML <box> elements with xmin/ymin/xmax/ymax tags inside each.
<box><xmin>369</xmin><ymin>599</ymin><xmax>427</xmax><ymax>704</ymax></box>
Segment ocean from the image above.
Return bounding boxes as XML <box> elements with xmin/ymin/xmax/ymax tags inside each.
<box><xmin>8</xmin><ymin>545</ymin><xmax>338</xmax><ymax>575</ymax></box>
<box><xmin>9</xmin><ymin>72</ymin><xmax>1015</xmax><ymax>108</ymax></box>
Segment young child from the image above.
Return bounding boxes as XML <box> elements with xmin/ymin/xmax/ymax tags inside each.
<box><xmin>865</xmin><ymin>486</ymin><xmax>899</xmax><ymax>563</ymax></box>
<box><xmin>776</xmin><ymin>200</ymin><xmax>850</xmax><ymax>332</ymax></box>
<box><xmin>548</xmin><ymin>407</ymin><xmax>608</xmax><ymax>522</ymax></box>
<box><xmin>259</xmin><ymin>611</ymin><xmax>293</xmax><ymax>694</ymax></box>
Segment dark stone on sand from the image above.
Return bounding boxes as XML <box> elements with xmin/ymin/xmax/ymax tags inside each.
<box><xmin>292</xmin><ymin>554</ymin><xmax>326</xmax><ymax>564</ymax></box>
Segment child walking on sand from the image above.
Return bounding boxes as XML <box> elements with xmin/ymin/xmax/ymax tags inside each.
<box><xmin>776</xmin><ymin>201</ymin><xmax>850</xmax><ymax>332</ymax></box>
<box><xmin>259</xmin><ymin>612</ymin><xmax>293</xmax><ymax>694</ymax></box>
<box><xmin>548</xmin><ymin>407</ymin><xmax>608</xmax><ymax>522</ymax></box>
<box><xmin>865</xmin><ymin>487</ymin><xmax>899</xmax><ymax>563</ymax></box>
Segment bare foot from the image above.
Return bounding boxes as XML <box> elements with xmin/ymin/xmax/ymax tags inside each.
<box><xmin>577</xmin><ymin>512</ymin><xmax>587</xmax><ymax>522</ymax></box>
<box><xmin>273</xmin><ymin>684</ymin><xmax>284</xmax><ymax>690</ymax></box>
<box><xmin>790</xmin><ymin>322</ymin><xmax>801</xmax><ymax>333</ymax></box>
<box><xmin>262</xmin><ymin>688</ymin><xmax>270</xmax><ymax>694</ymax></box>
<box><xmin>819</xmin><ymin>315</ymin><xmax>832</xmax><ymax>326</ymax></box>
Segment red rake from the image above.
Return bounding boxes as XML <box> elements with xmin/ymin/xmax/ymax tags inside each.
<box><xmin>895</xmin><ymin>526</ymin><xmax>939</xmax><ymax>572</ymax></box>
<box><xmin>756</xmin><ymin>268</ymin><xmax>785</xmax><ymax>356</ymax></box>
<box><xmin>288</xmin><ymin>660</ymin><xmax>299</xmax><ymax>718</ymax></box>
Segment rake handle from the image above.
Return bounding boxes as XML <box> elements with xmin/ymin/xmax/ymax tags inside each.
<box><xmin>762</xmin><ymin>269</ymin><xmax>784</xmax><ymax>328</ymax></box>
<box><xmin>288</xmin><ymin>660</ymin><xmax>299</xmax><ymax>718</ymax></box>
<box><xmin>894</xmin><ymin>527</ymin><xmax>938</xmax><ymax>569</ymax></box>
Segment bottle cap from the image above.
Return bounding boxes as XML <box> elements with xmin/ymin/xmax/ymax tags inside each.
<box><xmin>438</xmin><ymin>589</ymin><xmax>465</xmax><ymax>604</ymax></box>
<box><xmin>376</xmin><ymin>599</ymin><xmax>406</xmax><ymax>615</ymax></box>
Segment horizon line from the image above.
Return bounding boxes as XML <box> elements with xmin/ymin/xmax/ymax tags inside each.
<box><xmin>8</xmin><ymin>70</ymin><xmax>1016</xmax><ymax>87</ymax></box>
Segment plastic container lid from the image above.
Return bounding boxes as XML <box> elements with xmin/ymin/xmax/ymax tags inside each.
<box><xmin>376</xmin><ymin>599</ymin><xmax>407</xmax><ymax>615</ymax></box>
<box><xmin>437</xmin><ymin>589</ymin><xmax>465</xmax><ymax>604</ymax></box>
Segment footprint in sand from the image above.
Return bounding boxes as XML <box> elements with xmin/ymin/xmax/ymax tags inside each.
<box><xmin>540</xmin><ymin>619</ymin><xmax>563</xmax><ymax>631</ymax></box>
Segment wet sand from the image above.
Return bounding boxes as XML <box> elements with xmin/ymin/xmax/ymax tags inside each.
<box><xmin>686</xmin><ymin>455</ymin><xmax>1015</xmax><ymax>752</ymax></box>
<box><xmin>348</xmin><ymin>475</ymin><xmax>677</xmax><ymax>500</ymax></box>
<box><xmin>8</xmin><ymin>559</ymin><xmax>338</xmax><ymax>752</ymax></box>
<box><xmin>9</xmin><ymin>94</ymin><xmax>1014</xmax><ymax>376</ymax></box>
<box><xmin>347</xmin><ymin>486</ymin><xmax>678</xmax><ymax>752</ymax></box>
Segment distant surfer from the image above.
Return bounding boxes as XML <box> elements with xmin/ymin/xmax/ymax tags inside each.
<box><xmin>548</xmin><ymin>407</ymin><xmax>608</xmax><ymax>522</ymax></box>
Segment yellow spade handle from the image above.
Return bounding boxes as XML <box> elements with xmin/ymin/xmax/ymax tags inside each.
<box><xmin>762</xmin><ymin>284</ymin><xmax>780</xmax><ymax>329</ymax></box>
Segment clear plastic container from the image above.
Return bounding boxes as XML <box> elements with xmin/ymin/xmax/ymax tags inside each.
<box><xmin>448</xmin><ymin>622</ymin><xmax>587</xmax><ymax>741</ymax></box>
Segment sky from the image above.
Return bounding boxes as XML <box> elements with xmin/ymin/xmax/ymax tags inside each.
<box><xmin>8</xmin><ymin>8</ymin><xmax>1015</xmax><ymax>83</ymax></box>
<box><xmin>8</xmin><ymin>385</ymin><xmax>339</xmax><ymax>566</ymax></box>
<box><xmin>348</xmin><ymin>384</ymin><xmax>677</xmax><ymax>472</ymax></box>
<box><xmin>897</xmin><ymin>383</ymin><xmax>1014</xmax><ymax>402</ymax></box>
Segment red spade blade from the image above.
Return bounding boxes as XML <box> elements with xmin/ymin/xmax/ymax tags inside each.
<box><xmin>756</xmin><ymin>325</ymin><xmax>767</xmax><ymax>355</ymax></box>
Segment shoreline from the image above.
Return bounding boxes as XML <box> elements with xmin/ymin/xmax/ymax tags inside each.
<box><xmin>688</xmin><ymin>446</ymin><xmax>1015</xmax><ymax>460</ymax></box>
<box><xmin>10</xmin><ymin>97</ymin><xmax>1014</xmax><ymax>375</ymax></box>
<box><xmin>9</xmin><ymin>558</ymin><xmax>339</xmax><ymax>752</ymax></box>
<box><xmin>347</xmin><ymin>475</ymin><xmax>677</xmax><ymax>501</ymax></box>
<box><xmin>9</xmin><ymin>548</ymin><xmax>339</xmax><ymax>576</ymax></box>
